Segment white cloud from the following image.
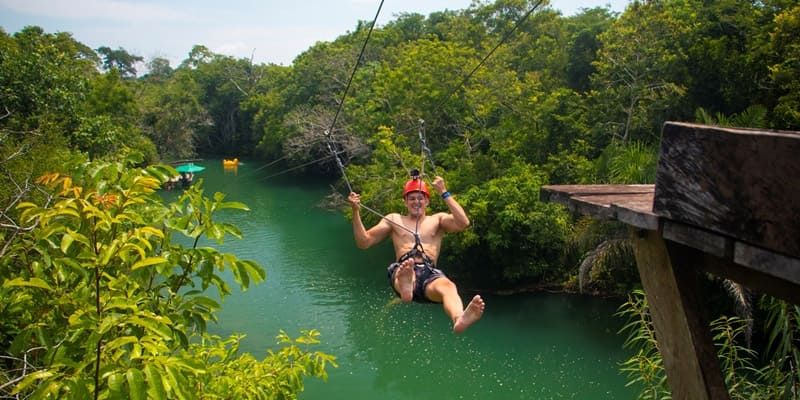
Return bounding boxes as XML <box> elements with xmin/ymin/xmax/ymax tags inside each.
<box><xmin>0</xmin><ymin>0</ymin><xmax>193</xmax><ymax>23</ymax></box>
<box><xmin>205</xmin><ymin>25</ymin><xmax>342</xmax><ymax>65</ymax></box>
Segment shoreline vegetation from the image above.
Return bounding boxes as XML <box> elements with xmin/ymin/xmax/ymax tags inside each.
<box><xmin>2</xmin><ymin>0</ymin><xmax>799</xmax><ymax>397</ymax></box>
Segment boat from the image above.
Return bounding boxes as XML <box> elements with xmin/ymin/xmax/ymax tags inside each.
<box><xmin>223</xmin><ymin>158</ymin><xmax>239</xmax><ymax>166</ymax></box>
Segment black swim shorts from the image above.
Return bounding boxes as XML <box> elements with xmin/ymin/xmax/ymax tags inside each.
<box><xmin>387</xmin><ymin>261</ymin><xmax>445</xmax><ymax>303</ymax></box>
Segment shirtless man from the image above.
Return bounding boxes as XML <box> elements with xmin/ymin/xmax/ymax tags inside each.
<box><xmin>347</xmin><ymin>174</ymin><xmax>484</xmax><ymax>334</ymax></box>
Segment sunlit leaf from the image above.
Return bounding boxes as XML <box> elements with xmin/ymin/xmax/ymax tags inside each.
<box><xmin>127</xmin><ymin>368</ymin><xmax>146</xmax><ymax>400</ymax></box>
<box><xmin>132</xmin><ymin>256</ymin><xmax>168</xmax><ymax>270</ymax></box>
<box><xmin>218</xmin><ymin>201</ymin><xmax>249</xmax><ymax>211</ymax></box>
<box><xmin>3</xmin><ymin>277</ymin><xmax>52</xmax><ymax>291</ymax></box>
<box><xmin>144</xmin><ymin>364</ymin><xmax>167</xmax><ymax>400</ymax></box>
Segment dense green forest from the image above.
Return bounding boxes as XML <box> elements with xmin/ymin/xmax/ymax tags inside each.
<box><xmin>2</xmin><ymin>0</ymin><xmax>799</xmax><ymax>398</ymax></box>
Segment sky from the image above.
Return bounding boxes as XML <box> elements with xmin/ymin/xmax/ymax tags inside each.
<box><xmin>0</xmin><ymin>0</ymin><xmax>629</xmax><ymax>68</ymax></box>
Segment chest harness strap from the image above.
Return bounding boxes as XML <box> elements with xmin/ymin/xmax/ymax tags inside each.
<box><xmin>398</xmin><ymin>233</ymin><xmax>434</xmax><ymax>270</ymax></box>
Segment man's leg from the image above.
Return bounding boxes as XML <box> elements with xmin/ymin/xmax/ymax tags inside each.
<box><xmin>425</xmin><ymin>278</ymin><xmax>484</xmax><ymax>334</ymax></box>
<box><xmin>393</xmin><ymin>258</ymin><xmax>415</xmax><ymax>303</ymax></box>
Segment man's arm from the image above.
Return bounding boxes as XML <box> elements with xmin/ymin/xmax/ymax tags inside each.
<box><xmin>348</xmin><ymin>192</ymin><xmax>393</xmax><ymax>249</ymax></box>
<box><xmin>431</xmin><ymin>176</ymin><xmax>470</xmax><ymax>233</ymax></box>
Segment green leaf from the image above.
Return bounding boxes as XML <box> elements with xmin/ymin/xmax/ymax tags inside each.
<box><xmin>12</xmin><ymin>369</ymin><xmax>55</xmax><ymax>394</ymax></box>
<box><xmin>99</xmin><ymin>239</ymin><xmax>120</xmax><ymax>266</ymax></box>
<box><xmin>127</xmin><ymin>368</ymin><xmax>146</xmax><ymax>400</ymax></box>
<box><xmin>164</xmin><ymin>364</ymin><xmax>191</xmax><ymax>400</ymax></box>
<box><xmin>132</xmin><ymin>256</ymin><xmax>168</xmax><ymax>270</ymax></box>
<box><xmin>144</xmin><ymin>364</ymin><xmax>167</xmax><ymax>400</ymax></box>
<box><xmin>234</xmin><ymin>261</ymin><xmax>250</xmax><ymax>289</ymax></box>
<box><xmin>129</xmin><ymin>316</ymin><xmax>172</xmax><ymax>339</ymax></box>
<box><xmin>108</xmin><ymin>372</ymin><xmax>125</xmax><ymax>398</ymax></box>
<box><xmin>3</xmin><ymin>277</ymin><xmax>52</xmax><ymax>291</ymax></box>
<box><xmin>218</xmin><ymin>201</ymin><xmax>249</xmax><ymax>211</ymax></box>
<box><xmin>105</xmin><ymin>336</ymin><xmax>138</xmax><ymax>352</ymax></box>
<box><xmin>60</xmin><ymin>232</ymin><xmax>75</xmax><ymax>254</ymax></box>
<box><xmin>241</xmin><ymin>259</ymin><xmax>266</xmax><ymax>282</ymax></box>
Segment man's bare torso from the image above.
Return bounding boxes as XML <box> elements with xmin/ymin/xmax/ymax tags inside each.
<box><xmin>387</xmin><ymin>213</ymin><xmax>445</xmax><ymax>264</ymax></box>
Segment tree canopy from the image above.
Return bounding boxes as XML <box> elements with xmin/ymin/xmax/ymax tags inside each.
<box><xmin>2</xmin><ymin>0</ymin><xmax>799</xmax><ymax>396</ymax></box>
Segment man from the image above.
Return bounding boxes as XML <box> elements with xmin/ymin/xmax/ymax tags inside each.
<box><xmin>347</xmin><ymin>173</ymin><xmax>484</xmax><ymax>334</ymax></box>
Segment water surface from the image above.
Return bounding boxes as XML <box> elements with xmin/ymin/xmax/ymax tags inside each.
<box><xmin>180</xmin><ymin>160</ymin><xmax>635</xmax><ymax>399</ymax></box>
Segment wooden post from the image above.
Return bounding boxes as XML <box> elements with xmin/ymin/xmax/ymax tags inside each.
<box><xmin>630</xmin><ymin>228</ymin><xmax>729</xmax><ymax>400</ymax></box>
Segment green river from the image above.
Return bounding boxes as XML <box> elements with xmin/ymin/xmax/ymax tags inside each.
<box><xmin>178</xmin><ymin>159</ymin><xmax>636</xmax><ymax>399</ymax></box>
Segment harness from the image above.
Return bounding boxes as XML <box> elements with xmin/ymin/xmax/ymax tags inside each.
<box><xmin>397</xmin><ymin>234</ymin><xmax>435</xmax><ymax>270</ymax></box>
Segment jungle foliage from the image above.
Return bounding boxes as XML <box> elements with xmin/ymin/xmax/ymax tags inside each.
<box><xmin>2</xmin><ymin>0</ymin><xmax>800</xmax><ymax>397</ymax></box>
<box><xmin>619</xmin><ymin>290</ymin><xmax>800</xmax><ymax>399</ymax></box>
<box><xmin>0</xmin><ymin>158</ymin><xmax>335</xmax><ymax>398</ymax></box>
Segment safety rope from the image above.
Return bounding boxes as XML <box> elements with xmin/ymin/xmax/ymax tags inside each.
<box><xmin>226</xmin><ymin>0</ymin><xmax>544</xmax><ymax>247</ymax></box>
<box><xmin>244</xmin><ymin>0</ymin><xmax>543</xmax><ymax>187</ymax></box>
<box><xmin>324</xmin><ymin>130</ymin><xmax>353</xmax><ymax>193</ymax></box>
<box><xmin>384</xmin><ymin>0</ymin><xmax>546</xmax><ymax>253</ymax></box>
<box><xmin>318</xmin><ymin>0</ymin><xmax>421</xmax><ymax>239</ymax></box>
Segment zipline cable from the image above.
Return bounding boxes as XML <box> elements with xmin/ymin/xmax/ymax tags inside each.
<box><xmin>318</xmin><ymin>0</ymin><xmax>422</xmax><ymax>237</ymax></box>
<box><xmin>217</xmin><ymin>0</ymin><xmax>542</xmax><ymax>238</ymax></box>
<box><xmin>435</xmin><ymin>0</ymin><xmax>544</xmax><ymax>113</ymax></box>
<box><xmin>328</xmin><ymin>0</ymin><xmax>385</xmax><ymax>144</ymax></box>
<box><xmin>328</xmin><ymin>0</ymin><xmax>545</xmax><ymax>240</ymax></box>
<box><xmin>247</xmin><ymin>0</ymin><xmax>542</xmax><ymax>185</ymax></box>
<box><xmin>258</xmin><ymin>153</ymin><xmax>336</xmax><ymax>180</ymax></box>
<box><xmin>323</xmin><ymin>0</ymin><xmax>386</xmax><ymax>194</ymax></box>
<box><xmin>394</xmin><ymin>0</ymin><xmax>545</xmax><ymax>138</ymax></box>
<box><xmin>217</xmin><ymin>0</ymin><xmax>385</xmax><ymax>188</ymax></box>
<box><xmin>406</xmin><ymin>0</ymin><xmax>544</xmax><ymax>247</ymax></box>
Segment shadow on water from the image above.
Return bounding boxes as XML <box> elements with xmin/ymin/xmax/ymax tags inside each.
<box><xmin>176</xmin><ymin>159</ymin><xmax>636</xmax><ymax>399</ymax></box>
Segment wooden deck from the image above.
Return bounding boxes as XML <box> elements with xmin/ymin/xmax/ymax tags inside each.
<box><xmin>540</xmin><ymin>122</ymin><xmax>800</xmax><ymax>400</ymax></box>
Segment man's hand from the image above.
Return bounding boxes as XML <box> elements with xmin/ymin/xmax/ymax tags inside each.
<box><xmin>432</xmin><ymin>176</ymin><xmax>447</xmax><ymax>195</ymax></box>
<box><xmin>347</xmin><ymin>192</ymin><xmax>361</xmax><ymax>211</ymax></box>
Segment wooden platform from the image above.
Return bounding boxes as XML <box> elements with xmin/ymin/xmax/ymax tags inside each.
<box><xmin>540</xmin><ymin>122</ymin><xmax>800</xmax><ymax>400</ymax></box>
<box><xmin>539</xmin><ymin>184</ymin><xmax>657</xmax><ymax>230</ymax></box>
<box><xmin>540</xmin><ymin>185</ymin><xmax>800</xmax><ymax>305</ymax></box>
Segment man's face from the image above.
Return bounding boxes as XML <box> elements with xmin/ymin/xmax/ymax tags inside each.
<box><xmin>404</xmin><ymin>192</ymin><xmax>428</xmax><ymax>217</ymax></box>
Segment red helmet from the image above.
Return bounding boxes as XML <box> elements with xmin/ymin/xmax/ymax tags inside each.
<box><xmin>403</xmin><ymin>178</ymin><xmax>429</xmax><ymax>198</ymax></box>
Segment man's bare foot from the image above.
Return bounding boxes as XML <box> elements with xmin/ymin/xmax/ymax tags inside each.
<box><xmin>453</xmin><ymin>295</ymin><xmax>485</xmax><ymax>334</ymax></box>
<box><xmin>395</xmin><ymin>259</ymin><xmax>415</xmax><ymax>303</ymax></box>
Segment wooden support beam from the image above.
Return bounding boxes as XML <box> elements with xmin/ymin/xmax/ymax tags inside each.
<box><xmin>630</xmin><ymin>228</ymin><xmax>729</xmax><ymax>400</ymax></box>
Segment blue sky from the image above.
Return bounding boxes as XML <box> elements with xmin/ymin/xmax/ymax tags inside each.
<box><xmin>1</xmin><ymin>0</ymin><xmax>628</xmax><ymax>68</ymax></box>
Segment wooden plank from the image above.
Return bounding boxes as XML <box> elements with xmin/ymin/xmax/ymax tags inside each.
<box><xmin>734</xmin><ymin>242</ymin><xmax>800</xmax><ymax>286</ymax></box>
<box><xmin>663</xmin><ymin>221</ymin><xmax>732</xmax><ymax>259</ymax></box>
<box><xmin>696</xmin><ymin>249</ymin><xmax>800</xmax><ymax>305</ymax></box>
<box><xmin>541</xmin><ymin>185</ymin><xmax>656</xmax><ymax>227</ymax></box>
<box><xmin>631</xmin><ymin>228</ymin><xmax>730</xmax><ymax>400</ymax></box>
<box><xmin>571</xmin><ymin>193</ymin><xmax>622</xmax><ymax>219</ymax></box>
<box><xmin>653</xmin><ymin>122</ymin><xmax>800</xmax><ymax>259</ymax></box>
<box><xmin>541</xmin><ymin>184</ymin><xmax>653</xmax><ymax>204</ymax></box>
<box><xmin>612</xmin><ymin>192</ymin><xmax>658</xmax><ymax>230</ymax></box>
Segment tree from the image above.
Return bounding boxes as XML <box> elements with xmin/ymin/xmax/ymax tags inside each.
<box><xmin>1</xmin><ymin>159</ymin><xmax>335</xmax><ymax>398</ymax></box>
<box><xmin>189</xmin><ymin>55</ymin><xmax>264</xmax><ymax>154</ymax></box>
<box><xmin>0</xmin><ymin>26</ymin><xmax>94</xmax><ymax>231</ymax></box>
<box><xmin>138</xmin><ymin>70</ymin><xmax>210</xmax><ymax>160</ymax></box>
<box><xmin>767</xmin><ymin>5</ymin><xmax>800</xmax><ymax>129</ymax></box>
<box><xmin>589</xmin><ymin>0</ymin><xmax>695</xmax><ymax>145</ymax></box>
<box><xmin>244</xmin><ymin>64</ymin><xmax>293</xmax><ymax>160</ymax></box>
<box><xmin>144</xmin><ymin>57</ymin><xmax>174</xmax><ymax>82</ymax></box>
<box><xmin>180</xmin><ymin>45</ymin><xmax>214</xmax><ymax>69</ymax></box>
<box><xmin>96</xmin><ymin>46</ymin><xmax>144</xmax><ymax>78</ymax></box>
<box><xmin>564</xmin><ymin>7</ymin><xmax>617</xmax><ymax>93</ymax></box>
<box><xmin>445</xmin><ymin>161</ymin><xmax>571</xmax><ymax>286</ymax></box>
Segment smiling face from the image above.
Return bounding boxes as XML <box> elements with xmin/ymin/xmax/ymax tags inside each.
<box><xmin>404</xmin><ymin>191</ymin><xmax>429</xmax><ymax>217</ymax></box>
